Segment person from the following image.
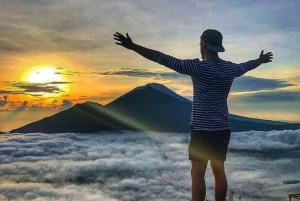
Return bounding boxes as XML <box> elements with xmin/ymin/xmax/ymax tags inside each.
<box><xmin>113</xmin><ymin>29</ymin><xmax>273</xmax><ymax>201</ymax></box>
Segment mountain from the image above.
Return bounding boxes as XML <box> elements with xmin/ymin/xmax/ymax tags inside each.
<box><xmin>229</xmin><ymin>114</ymin><xmax>288</xmax><ymax>125</ymax></box>
<box><xmin>126</xmin><ymin>83</ymin><xmax>191</xmax><ymax>104</ymax></box>
<box><xmin>10</xmin><ymin>102</ymin><xmax>138</xmax><ymax>133</ymax></box>
<box><xmin>10</xmin><ymin>83</ymin><xmax>300</xmax><ymax>133</ymax></box>
<box><xmin>105</xmin><ymin>85</ymin><xmax>192</xmax><ymax>132</ymax></box>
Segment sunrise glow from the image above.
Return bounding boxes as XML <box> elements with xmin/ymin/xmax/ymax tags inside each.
<box><xmin>19</xmin><ymin>66</ymin><xmax>69</xmax><ymax>97</ymax></box>
<box><xmin>24</xmin><ymin>66</ymin><xmax>62</xmax><ymax>83</ymax></box>
<box><xmin>0</xmin><ymin>0</ymin><xmax>299</xmax><ymax>131</ymax></box>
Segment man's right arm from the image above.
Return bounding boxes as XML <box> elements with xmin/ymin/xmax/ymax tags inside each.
<box><xmin>235</xmin><ymin>50</ymin><xmax>273</xmax><ymax>77</ymax></box>
<box><xmin>114</xmin><ymin>32</ymin><xmax>199</xmax><ymax>76</ymax></box>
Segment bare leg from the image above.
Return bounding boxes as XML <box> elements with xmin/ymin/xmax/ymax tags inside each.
<box><xmin>191</xmin><ymin>160</ymin><xmax>208</xmax><ymax>201</ymax></box>
<box><xmin>210</xmin><ymin>160</ymin><xmax>227</xmax><ymax>201</ymax></box>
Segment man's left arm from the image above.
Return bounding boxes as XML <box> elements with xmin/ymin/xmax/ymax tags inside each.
<box><xmin>234</xmin><ymin>50</ymin><xmax>273</xmax><ymax>77</ymax></box>
<box><xmin>113</xmin><ymin>32</ymin><xmax>199</xmax><ymax>76</ymax></box>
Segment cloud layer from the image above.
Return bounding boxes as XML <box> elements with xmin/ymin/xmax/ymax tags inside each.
<box><xmin>231</xmin><ymin>76</ymin><xmax>295</xmax><ymax>92</ymax></box>
<box><xmin>233</xmin><ymin>90</ymin><xmax>300</xmax><ymax>103</ymax></box>
<box><xmin>1</xmin><ymin>81</ymin><xmax>73</xmax><ymax>96</ymax></box>
<box><xmin>0</xmin><ymin>130</ymin><xmax>299</xmax><ymax>201</ymax></box>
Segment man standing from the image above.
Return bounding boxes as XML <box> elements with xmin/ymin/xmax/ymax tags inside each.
<box><xmin>113</xmin><ymin>30</ymin><xmax>273</xmax><ymax>201</ymax></box>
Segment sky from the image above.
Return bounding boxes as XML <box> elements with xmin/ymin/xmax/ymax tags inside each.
<box><xmin>0</xmin><ymin>130</ymin><xmax>300</xmax><ymax>201</ymax></box>
<box><xmin>1</xmin><ymin>0</ymin><xmax>300</xmax><ymax>131</ymax></box>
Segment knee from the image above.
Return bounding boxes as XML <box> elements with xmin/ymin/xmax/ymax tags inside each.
<box><xmin>210</xmin><ymin>161</ymin><xmax>226</xmax><ymax>178</ymax></box>
<box><xmin>212</xmin><ymin>169</ymin><xmax>226</xmax><ymax>178</ymax></box>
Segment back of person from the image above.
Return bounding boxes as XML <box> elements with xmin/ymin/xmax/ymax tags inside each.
<box><xmin>153</xmin><ymin>49</ymin><xmax>259</xmax><ymax>131</ymax></box>
<box><xmin>191</xmin><ymin>59</ymin><xmax>236</xmax><ymax>131</ymax></box>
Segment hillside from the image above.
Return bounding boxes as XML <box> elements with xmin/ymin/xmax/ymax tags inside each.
<box><xmin>10</xmin><ymin>83</ymin><xmax>300</xmax><ymax>133</ymax></box>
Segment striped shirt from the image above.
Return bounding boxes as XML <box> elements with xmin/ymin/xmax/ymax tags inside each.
<box><xmin>154</xmin><ymin>51</ymin><xmax>260</xmax><ymax>131</ymax></box>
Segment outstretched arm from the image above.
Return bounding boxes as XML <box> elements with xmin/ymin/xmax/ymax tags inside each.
<box><xmin>113</xmin><ymin>32</ymin><xmax>199</xmax><ymax>76</ymax></box>
<box><xmin>113</xmin><ymin>32</ymin><xmax>156</xmax><ymax>61</ymax></box>
<box><xmin>235</xmin><ymin>50</ymin><xmax>273</xmax><ymax>77</ymax></box>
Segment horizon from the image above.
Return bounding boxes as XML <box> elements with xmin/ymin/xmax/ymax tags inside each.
<box><xmin>1</xmin><ymin>82</ymin><xmax>300</xmax><ymax>132</ymax></box>
<box><xmin>1</xmin><ymin>0</ymin><xmax>300</xmax><ymax>130</ymax></box>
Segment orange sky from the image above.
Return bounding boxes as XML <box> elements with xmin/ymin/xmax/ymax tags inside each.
<box><xmin>1</xmin><ymin>0</ymin><xmax>300</xmax><ymax>131</ymax></box>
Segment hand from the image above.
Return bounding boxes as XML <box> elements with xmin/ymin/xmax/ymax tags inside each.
<box><xmin>258</xmin><ymin>50</ymin><xmax>273</xmax><ymax>63</ymax></box>
<box><xmin>113</xmin><ymin>32</ymin><xmax>134</xmax><ymax>49</ymax></box>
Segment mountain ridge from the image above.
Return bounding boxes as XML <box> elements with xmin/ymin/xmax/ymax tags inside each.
<box><xmin>10</xmin><ymin>83</ymin><xmax>300</xmax><ymax>133</ymax></box>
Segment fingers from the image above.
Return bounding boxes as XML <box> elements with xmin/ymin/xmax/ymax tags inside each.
<box><xmin>261</xmin><ymin>51</ymin><xmax>274</xmax><ymax>62</ymax></box>
<box><xmin>267</xmin><ymin>53</ymin><xmax>274</xmax><ymax>62</ymax></box>
<box><xmin>115</xmin><ymin>32</ymin><xmax>124</xmax><ymax>37</ymax></box>
<box><xmin>114</xmin><ymin>37</ymin><xmax>122</xmax><ymax>42</ymax></box>
<box><xmin>113</xmin><ymin>34</ymin><xmax>123</xmax><ymax>40</ymax></box>
<box><xmin>266</xmin><ymin>52</ymin><xmax>273</xmax><ymax>59</ymax></box>
<box><xmin>114</xmin><ymin>32</ymin><xmax>131</xmax><ymax>40</ymax></box>
<box><xmin>266</xmin><ymin>52</ymin><xmax>273</xmax><ymax>55</ymax></box>
<box><xmin>113</xmin><ymin>32</ymin><xmax>131</xmax><ymax>43</ymax></box>
<box><xmin>113</xmin><ymin>32</ymin><xmax>125</xmax><ymax>41</ymax></box>
<box><xmin>113</xmin><ymin>32</ymin><xmax>126</xmax><ymax>45</ymax></box>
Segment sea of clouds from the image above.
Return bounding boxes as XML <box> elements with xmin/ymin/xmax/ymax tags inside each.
<box><xmin>0</xmin><ymin>130</ymin><xmax>300</xmax><ymax>201</ymax></box>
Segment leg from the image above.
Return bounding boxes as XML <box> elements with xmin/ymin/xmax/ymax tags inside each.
<box><xmin>210</xmin><ymin>160</ymin><xmax>227</xmax><ymax>201</ymax></box>
<box><xmin>191</xmin><ymin>160</ymin><xmax>208</xmax><ymax>201</ymax></box>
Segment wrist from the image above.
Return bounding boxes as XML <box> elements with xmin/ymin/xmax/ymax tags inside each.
<box><xmin>130</xmin><ymin>43</ymin><xmax>137</xmax><ymax>50</ymax></box>
<box><xmin>256</xmin><ymin>58</ymin><xmax>263</xmax><ymax>65</ymax></box>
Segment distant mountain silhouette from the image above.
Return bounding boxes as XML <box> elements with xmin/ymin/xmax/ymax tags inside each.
<box><xmin>10</xmin><ymin>83</ymin><xmax>300</xmax><ymax>133</ymax></box>
<box><xmin>127</xmin><ymin>83</ymin><xmax>191</xmax><ymax>104</ymax></box>
<box><xmin>10</xmin><ymin>102</ymin><xmax>138</xmax><ymax>133</ymax></box>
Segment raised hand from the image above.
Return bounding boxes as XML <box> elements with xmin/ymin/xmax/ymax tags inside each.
<box><xmin>259</xmin><ymin>50</ymin><xmax>273</xmax><ymax>63</ymax></box>
<box><xmin>113</xmin><ymin>32</ymin><xmax>134</xmax><ymax>49</ymax></box>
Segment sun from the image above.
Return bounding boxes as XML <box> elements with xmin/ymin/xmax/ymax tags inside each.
<box><xmin>26</xmin><ymin>67</ymin><xmax>62</xmax><ymax>83</ymax></box>
<box><xmin>22</xmin><ymin>65</ymin><xmax>69</xmax><ymax>97</ymax></box>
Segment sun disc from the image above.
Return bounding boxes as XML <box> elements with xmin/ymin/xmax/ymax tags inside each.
<box><xmin>26</xmin><ymin>67</ymin><xmax>62</xmax><ymax>83</ymax></box>
<box><xmin>22</xmin><ymin>65</ymin><xmax>68</xmax><ymax>97</ymax></box>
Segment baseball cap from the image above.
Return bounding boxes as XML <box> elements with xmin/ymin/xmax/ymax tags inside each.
<box><xmin>200</xmin><ymin>29</ymin><xmax>225</xmax><ymax>52</ymax></box>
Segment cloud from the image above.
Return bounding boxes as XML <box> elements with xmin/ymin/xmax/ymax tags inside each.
<box><xmin>60</xmin><ymin>99</ymin><xmax>73</xmax><ymax>110</ymax></box>
<box><xmin>233</xmin><ymin>90</ymin><xmax>300</xmax><ymax>103</ymax></box>
<box><xmin>231</xmin><ymin>76</ymin><xmax>295</xmax><ymax>92</ymax></box>
<box><xmin>229</xmin><ymin>129</ymin><xmax>300</xmax><ymax>152</ymax></box>
<box><xmin>1</xmin><ymin>81</ymin><xmax>73</xmax><ymax>96</ymax></box>
<box><xmin>58</xmin><ymin>68</ymin><xmax>186</xmax><ymax>80</ymax></box>
<box><xmin>15</xmin><ymin>84</ymin><xmax>62</xmax><ymax>94</ymax></box>
<box><xmin>0</xmin><ymin>95</ymin><xmax>9</xmax><ymax>107</ymax></box>
<box><xmin>98</xmin><ymin>68</ymin><xmax>185</xmax><ymax>78</ymax></box>
<box><xmin>282</xmin><ymin>180</ymin><xmax>300</xmax><ymax>185</ymax></box>
<box><xmin>0</xmin><ymin>183</ymin><xmax>117</xmax><ymax>201</ymax></box>
<box><xmin>48</xmin><ymin>81</ymin><xmax>74</xmax><ymax>85</ymax></box>
<box><xmin>48</xmin><ymin>33</ymin><xmax>100</xmax><ymax>52</ymax></box>
<box><xmin>29</xmin><ymin>105</ymin><xmax>48</xmax><ymax>112</ymax></box>
<box><xmin>0</xmin><ymin>1</ymin><xmax>102</xmax><ymax>55</ymax></box>
<box><xmin>0</xmin><ymin>89</ymin><xmax>22</xmax><ymax>95</ymax></box>
<box><xmin>0</xmin><ymin>38</ymin><xmax>26</xmax><ymax>53</ymax></box>
<box><xmin>15</xmin><ymin>101</ymin><xmax>28</xmax><ymax>111</ymax></box>
<box><xmin>0</xmin><ymin>130</ymin><xmax>299</xmax><ymax>200</ymax></box>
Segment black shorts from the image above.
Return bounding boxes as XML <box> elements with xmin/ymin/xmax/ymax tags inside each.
<box><xmin>188</xmin><ymin>127</ymin><xmax>231</xmax><ymax>162</ymax></box>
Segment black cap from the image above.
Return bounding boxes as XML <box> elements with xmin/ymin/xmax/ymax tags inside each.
<box><xmin>200</xmin><ymin>29</ymin><xmax>225</xmax><ymax>52</ymax></box>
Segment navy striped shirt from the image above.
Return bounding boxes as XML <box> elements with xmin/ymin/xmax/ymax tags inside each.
<box><xmin>154</xmin><ymin>51</ymin><xmax>260</xmax><ymax>131</ymax></box>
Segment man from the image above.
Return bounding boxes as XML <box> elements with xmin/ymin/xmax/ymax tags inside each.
<box><xmin>113</xmin><ymin>29</ymin><xmax>273</xmax><ymax>201</ymax></box>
